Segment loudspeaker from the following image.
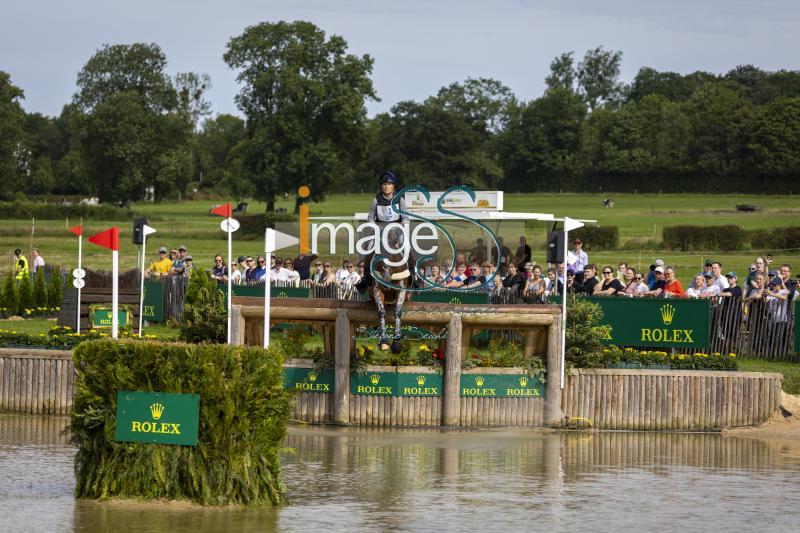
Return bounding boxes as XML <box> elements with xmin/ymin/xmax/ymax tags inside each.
<box><xmin>547</xmin><ymin>231</ymin><xmax>564</xmax><ymax>263</ymax></box>
<box><xmin>132</xmin><ymin>217</ymin><xmax>149</xmax><ymax>245</ymax></box>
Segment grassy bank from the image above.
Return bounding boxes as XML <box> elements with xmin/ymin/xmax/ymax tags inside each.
<box><xmin>738</xmin><ymin>358</ymin><xmax>800</xmax><ymax>395</ymax></box>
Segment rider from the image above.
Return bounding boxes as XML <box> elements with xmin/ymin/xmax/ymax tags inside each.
<box><xmin>357</xmin><ymin>171</ymin><xmax>410</xmax><ymax>291</ymax></box>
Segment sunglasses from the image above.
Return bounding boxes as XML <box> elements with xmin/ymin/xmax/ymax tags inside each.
<box><xmin>635</xmin><ymin>277</ymin><xmax>642</xmax><ymax>280</ymax></box>
<box><xmin>246</xmin><ymin>259</ymin><xmax>254</xmax><ymax>263</ymax></box>
<box><xmin>315</xmin><ymin>263</ymin><xmax>322</xmax><ymax>267</ymax></box>
<box><xmin>324</xmin><ymin>263</ymin><xmax>331</xmax><ymax>267</ymax></box>
<box><xmin>215</xmin><ymin>259</ymin><xmax>222</xmax><ymax>262</ymax></box>
<box><xmin>603</xmin><ymin>271</ymin><xmax>612</xmax><ymax>274</ymax></box>
<box><xmin>347</xmin><ymin>265</ymin><xmax>354</xmax><ymax>269</ymax></box>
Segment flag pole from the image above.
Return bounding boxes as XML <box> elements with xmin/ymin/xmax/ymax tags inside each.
<box><xmin>112</xmin><ymin>247</ymin><xmax>119</xmax><ymax>339</ymax></box>
<box><xmin>227</xmin><ymin>218</ymin><xmax>232</xmax><ymax>345</ymax></box>
<box><xmin>76</xmin><ymin>219</ymin><xmax>82</xmax><ymax>334</ymax></box>
<box><xmin>138</xmin><ymin>231</ymin><xmax>147</xmax><ymax>337</ymax></box>
<box><xmin>264</xmin><ymin>229</ymin><xmax>274</xmax><ymax>348</ymax></box>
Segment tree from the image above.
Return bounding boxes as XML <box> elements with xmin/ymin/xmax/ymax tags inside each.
<box><xmin>74</xmin><ymin>43</ymin><xmax>203</xmax><ymax>203</ymax></box>
<box><xmin>195</xmin><ymin>113</ymin><xmax>246</xmax><ymax>191</ymax></box>
<box><xmin>743</xmin><ymin>97</ymin><xmax>800</xmax><ymax>188</ymax></box>
<box><xmin>2</xmin><ymin>273</ymin><xmax>18</xmax><ymax>316</ymax></box>
<box><xmin>427</xmin><ymin>77</ymin><xmax>515</xmax><ymax>134</ymax></box>
<box><xmin>33</xmin><ymin>269</ymin><xmax>47</xmax><ymax>309</ymax></box>
<box><xmin>17</xmin><ymin>273</ymin><xmax>34</xmax><ymax>316</ymax></box>
<box><xmin>47</xmin><ymin>271</ymin><xmax>62</xmax><ymax>310</ymax></box>
<box><xmin>577</xmin><ymin>46</ymin><xmax>624</xmax><ymax>110</ymax></box>
<box><xmin>545</xmin><ymin>52</ymin><xmax>576</xmax><ymax>93</ymax></box>
<box><xmin>224</xmin><ymin>20</ymin><xmax>378</xmax><ymax>211</ymax></box>
<box><xmin>0</xmin><ymin>71</ymin><xmax>25</xmax><ymax>199</ymax></box>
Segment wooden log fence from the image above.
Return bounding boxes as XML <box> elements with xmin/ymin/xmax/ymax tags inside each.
<box><xmin>0</xmin><ymin>349</ymin><xmax>73</xmax><ymax>415</ymax></box>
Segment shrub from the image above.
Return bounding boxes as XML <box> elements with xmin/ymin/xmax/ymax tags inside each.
<box><xmin>565</xmin><ymin>296</ymin><xmax>610</xmax><ymax>368</ymax></box>
<box><xmin>0</xmin><ymin>201</ymin><xmax>131</xmax><ymax>220</ymax></box>
<box><xmin>17</xmin><ymin>273</ymin><xmax>34</xmax><ymax>316</ymax></box>
<box><xmin>33</xmin><ymin>269</ymin><xmax>47</xmax><ymax>309</ymax></box>
<box><xmin>180</xmin><ymin>269</ymin><xmax>226</xmax><ymax>343</ymax></box>
<box><xmin>662</xmin><ymin>225</ymin><xmax>748</xmax><ymax>251</ymax></box>
<box><xmin>748</xmin><ymin>226</ymin><xmax>800</xmax><ymax>250</ymax></box>
<box><xmin>571</xmin><ymin>226</ymin><xmax>619</xmax><ymax>250</ymax></box>
<box><xmin>2</xmin><ymin>273</ymin><xmax>18</xmax><ymax>317</ymax></box>
<box><xmin>48</xmin><ymin>270</ymin><xmax>63</xmax><ymax>310</ymax></box>
<box><xmin>600</xmin><ymin>346</ymin><xmax>737</xmax><ymax>371</ymax></box>
<box><xmin>70</xmin><ymin>339</ymin><xmax>292</xmax><ymax>505</ymax></box>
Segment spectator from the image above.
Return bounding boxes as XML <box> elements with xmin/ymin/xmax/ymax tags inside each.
<box><xmin>31</xmin><ymin>248</ymin><xmax>45</xmax><ymax>273</ymax></box>
<box><xmin>579</xmin><ymin>264</ymin><xmax>599</xmax><ymax>295</ymax></box>
<box><xmin>747</xmin><ymin>272</ymin><xmax>767</xmax><ymax>301</ymax></box>
<box><xmin>685</xmin><ymin>275</ymin><xmax>706</xmax><ymax>299</ymax></box>
<box><xmin>597</xmin><ymin>265</ymin><xmax>625</xmax><ymax>296</ymax></box>
<box><xmin>244</xmin><ymin>256</ymin><xmax>258</xmax><ymax>283</ymax></box>
<box><xmin>145</xmin><ymin>247</ymin><xmax>172</xmax><ymax>276</ymax></box>
<box><xmin>357</xmin><ymin>261</ymin><xmax>365</xmax><ymax>279</ymax></box>
<box><xmin>470</xmin><ymin>238</ymin><xmax>486</xmax><ymax>264</ymax></box>
<box><xmin>622</xmin><ymin>267</ymin><xmax>639</xmax><ymax>296</ymax></box>
<box><xmin>464</xmin><ymin>262</ymin><xmax>487</xmax><ymax>290</ymax></box>
<box><xmin>491</xmin><ymin>237</ymin><xmax>512</xmax><ymax>275</ymax></box>
<box><xmin>344</xmin><ymin>261</ymin><xmax>360</xmax><ymax>289</ymax></box>
<box><xmin>617</xmin><ymin>262</ymin><xmax>628</xmax><ymax>282</ymax></box>
<box><xmin>703</xmin><ymin>259</ymin><xmax>713</xmax><ymax>278</ymax></box>
<box><xmin>429</xmin><ymin>263</ymin><xmax>443</xmax><ymax>285</ymax></box>
<box><xmin>745</xmin><ymin>256</ymin><xmax>768</xmax><ymax>295</ymax></box>
<box><xmin>183</xmin><ymin>256</ymin><xmax>194</xmax><ymax>274</ymax></box>
<box><xmin>252</xmin><ymin>256</ymin><xmax>267</xmax><ymax>281</ymax></box>
<box><xmin>229</xmin><ymin>260</ymin><xmax>242</xmax><ymax>284</ymax></box>
<box><xmin>663</xmin><ymin>267</ymin><xmax>684</xmax><ymax>297</ymax></box>
<box><xmin>766</xmin><ymin>275</ymin><xmax>790</xmax><ymax>323</ymax></box>
<box><xmin>524</xmin><ymin>264</ymin><xmax>546</xmax><ymax>302</ymax></box>
<box><xmin>13</xmin><ymin>248</ymin><xmax>28</xmax><ymax>280</ymax></box>
<box><xmin>237</xmin><ymin>255</ymin><xmax>247</xmax><ymax>273</ymax></box>
<box><xmin>170</xmin><ymin>245</ymin><xmax>188</xmax><ymax>275</ymax></box>
<box><xmin>522</xmin><ymin>262</ymin><xmax>534</xmax><ymax>281</ymax></box>
<box><xmin>699</xmin><ymin>272</ymin><xmax>721</xmax><ymax>298</ymax></box>
<box><xmin>565</xmin><ymin>269</ymin><xmax>579</xmax><ymax>294</ymax></box>
<box><xmin>567</xmin><ymin>239</ymin><xmax>588</xmax><ymax>284</ymax></box>
<box><xmin>446</xmin><ymin>263</ymin><xmax>469</xmax><ymax>288</ymax></box>
<box><xmin>710</xmin><ymin>261</ymin><xmax>729</xmax><ymax>291</ymax></box>
<box><xmin>211</xmin><ymin>254</ymin><xmax>228</xmax><ymax>282</ymax></box>
<box><xmin>293</xmin><ymin>252</ymin><xmax>318</xmax><ymax>282</ymax></box>
<box><xmin>779</xmin><ymin>264</ymin><xmax>796</xmax><ymax>303</ymax></box>
<box><xmin>312</xmin><ymin>259</ymin><xmax>324</xmax><ymax>284</ymax></box>
<box><xmin>502</xmin><ymin>263</ymin><xmax>524</xmax><ymax>294</ymax></box>
<box><xmin>646</xmin><ymin>266</ymin><xmax>667</xmax><ymax>297</ymax></box>
<box><xmin>544</xmin><ymin>268</ymin><xmax>557</xmax><ymax>298</ymax></box>
<box><xmin>514</xmin><ymin>236</ymin><xmax>532</xmax><ymax>269</ymax></box>
<box><xmin>335</xmin><ymin>259</ymin><xmax>350</xmax><ymax>286</ymax></box>
<box><xmin>320</xmin><ymin>261</ymin><xmax>336</xmax><ymax>285</ymax></box>
<box><xmin>633</xmin><ymin>271</ymin><xmax>649</xmax><ymax>296</ymax></box>
<box><xmin>721</xmin><ymin>272</ymin><xmax>742</xmax><ymax>298</ymax></box>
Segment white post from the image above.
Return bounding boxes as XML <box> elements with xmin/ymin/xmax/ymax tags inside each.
<box><xmin>112</xmin><ymin>249</ymin><xmax>119</xmax><ymax>339</ymax></box>
<box><xmin>76</xmin><ymin>234</ymin><xmax>82</xmax><ymax>334</ymax></box>
<box><xmin>138</xmin><ymin>233</ymin><xmax>147</xmax><ymax>337</ymax></box>
<box><xmin>227</xmin><ymin>220</ymin><xmax>232</xmax><ymax>345</ymax></box>
<box><xmin>264</xmin><ymin>229</ymin><xmax>274</xmax><ymax>348</ymax></box>
<box><xmin>561</xmin><ymin>217</ymin><xmax>584</xmax><ymax>389</ymax></box>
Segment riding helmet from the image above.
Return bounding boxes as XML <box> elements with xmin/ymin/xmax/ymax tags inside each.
<box><xmin>379</xmin><ymin>171</ymin><xmax>398</xmax><ymax>184</ymax></box>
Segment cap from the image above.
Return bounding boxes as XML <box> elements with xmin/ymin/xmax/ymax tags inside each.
<box><xmin>770</xmin><ymin>276</ymin><xmax>783</xmax><ymax>286</ymax></box>
<box><xmin>725</xmin><ymin>271</ymin><xmax>737</xmax><ymax>278</ymax></box>
<box><xmin>655</xmin><ymin>259</ymin><xmax>665</xmax><ymax>267</ymax></box>
<box><xmin>567</xmin><ymin>269</ymin><xmax>575</xmax><ymax>275</ymax></box>
<box><xmin>768</xmin><ymin>269</ymin><xmax>779</xmax><ymax>277</ymax></box>
<box><xmin>184</xmin><ymin>255</ymin><xmax>192</xmax><ymax>261</ymax></box>
<box><xmin>237</xmin><ymin>256</ymin><xmax>245</xmax><ymax>263</ymax></box>
<box><xmin>704</xmin><ymin>260</ymin><xmax>713</xmax><ymax>267</ymax></box>
<box><xmin>654</xmin><ymin>266</ymin><xmax>665</xmax><ymax>274</ymax></box>
<box><xmin>178</xmin><ymin>245</ymin><xmax>187</xmax><ymax>251</ymax></box>
<box><xmin>159</xmin><ymin>246</ymin><xmax>167</xmax><ymax>253</ymax></box>
<box><xmin>703</xmin><ymin>272</ymin><xmax>713</xmax><ymax>278</ymax></box>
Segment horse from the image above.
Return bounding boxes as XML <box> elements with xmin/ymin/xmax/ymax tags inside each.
<box><xmin>367</xmin><ymin>226</ymin><xmax>412</xmax><ymax>352</ymax></box>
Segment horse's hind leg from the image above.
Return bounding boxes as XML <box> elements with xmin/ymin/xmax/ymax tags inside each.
<box><xmin>394</xmin><ymin>289</ymin><xmax>407</xmax><ymax>340</ymax></box>
<box><xmin>375</xmin><ymin>289</ymin><xmax>389</xmax><ymax>350</ymax></box>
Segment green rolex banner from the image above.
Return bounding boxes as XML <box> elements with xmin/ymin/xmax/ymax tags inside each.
<box><xmin>412</xmin><ymin>290</ymin><xmax>489</xmax><ymax>305</ymax></box>
<box><xmin>460</xmin><ymin>373</ymin><xmax>544</xmax><ymax>398</ymax></box>
<box><xmin>114</xmin><ymin>391</ymin><xmax>200</xmax><ymax>446</ymax></box>
<box><xmin>351</xmin><ymin>372</ymin><xmax>442</xmax><ymax>396</ymax></box>
<box><xmin>284</xmin><ymin>367</ymin><xmax>334</xmax><ymax>392</ymax></box>
<box><xmin>590</xmin><ymin>297</ymin><xmax>711</xmax><ymax>349</ymax></box>
<box><xmin>142</xmin><ymin>280</ymin><xmax>164</xmax><ymax>322</ymax></box>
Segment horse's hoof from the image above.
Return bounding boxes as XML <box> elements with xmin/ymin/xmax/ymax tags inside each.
<box><xmin>390</xmin><ymin>340</ymin><xmax>402</xmax><ymax>354</ymax></box>
<box><xmin>380</xmin><ymin>343</ymin><xmax>390</xmax><ymax>351</ymax></box>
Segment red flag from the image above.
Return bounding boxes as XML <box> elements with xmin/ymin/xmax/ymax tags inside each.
<box><xmin>211</xmin><ymin>203</ymin><xmax>232</xmax><ymax>218</ymax></box>
<box><xmin>69</xmin><ymin>225</ymin><xmax>83</xmax><ymax>236</ymax></box>
<box><xmin>88</xmin><ymin>227</ymin><xmax>119</xmax><ymax>251</ymax></box>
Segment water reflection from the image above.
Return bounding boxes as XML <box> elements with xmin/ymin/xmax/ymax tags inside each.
<box><xmin>1</xmin><ymin>415</ymin><xmax>798</xmax><ymax>532</ymax></box>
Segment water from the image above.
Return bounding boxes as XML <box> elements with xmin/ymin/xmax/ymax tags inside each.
<box><xmin>1</xmin><ymin>415</ymin><xmax>799</xmax><ymax>532</ymax></box>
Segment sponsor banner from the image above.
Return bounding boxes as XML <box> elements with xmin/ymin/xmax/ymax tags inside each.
<box><xmin>405</xmin><ymin>190</ymin><xmax>503</xmax><ymax>212</ymax></box>
<box><xmin>284</xmin><ymin>367</ymin><xmax>334</xmax><ymax>392</ymax></box>
<box><xmin>114</xmin><ymin>390</ymin><xmax>200</xmax><ymax>446</ymax></box>
<box><xmin>351</xmin><ymin>372</ymin><xmax>442</xmax><ymax>397</ymax></box>
<box><xmin>90</xmin><ymin>306</ymin><xmax>130</xmax><ymax>329</ymax></box>
<box><xmin>590</xmin><ymin>297</ymin><xmax>710</xmax><ymax>349</ymax></box>
<box><xmin>460</xmin><ymin>373</ymin><xmax>544</xmax><ymax>398</ymax></box>
<box><xmin>412</xmin><ymin>290</ymin><xmax>489</xmax><ymax>305</ymax></box>
<box><xmin>142</xmin><ymin>280</ymin><xmax>164</xmax><ymax>322</ymax></box>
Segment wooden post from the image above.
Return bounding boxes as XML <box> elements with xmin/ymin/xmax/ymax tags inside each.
<box><xmin>230</xmin><ymin>306</ymin><xmax>246</xmax><ymax>346</ymax></box>
<box><xmin>524</xmin><ymin>329</ymin><xmax>538</xmax><ymax>360</ymax></box>
<box><xmin>334</xmin><ymin>309</ymin><xmax>351</xmax><ymax>425</ymax></box>
<box><xmin>443</xmin><ymin>314</ymin><xmax>463</xmax><ymax>426</ymax></box>
<box><xmin>544</xmin><ymin>317</ymin><xmax>563</xmax><ymax>426</ymax></box>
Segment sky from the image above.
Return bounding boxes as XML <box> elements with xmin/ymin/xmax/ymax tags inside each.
<box><xmin>2</xmin><ymin>0</ymin><xmax>799</xmax><ymax>119</ymax></box>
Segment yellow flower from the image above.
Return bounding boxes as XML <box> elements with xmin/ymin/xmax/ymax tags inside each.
<box><xmin>678</xmin><ymin>355</ymin><xmax>685</xmax><ymax>360</ymax></box>
<box><xmin>419</xmin><ymin>344</ymin><xmax>430</xmax><ymax>352</ymax></box>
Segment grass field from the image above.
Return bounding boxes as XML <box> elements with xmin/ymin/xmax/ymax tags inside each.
<box><xmin>1</xmin><ymin>192</ymin><xmax>799</xmax><ymax>285</ymax></box>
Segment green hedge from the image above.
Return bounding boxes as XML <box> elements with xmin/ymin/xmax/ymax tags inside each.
<box><xmin>0</xmin><ymin>201</ymin><xmax>131</xmax><ymax>220</ymax></box>
<box><xmin>70</xmin><ymin>339</ymin><xmax>292</xmax><ymax>505</ymax></box>
<box><xmin>571</xmin><ymin>226</ymin><xmax>619</xmax><ymax>250</ymax></box>
<box><xmin>662</xmin><ymin>225</ymin><xmax>749</xmax><ymax>251</ymax></box>
<box><xmin>748</xmin><ymin>227</ymin><xmax>800</xmax><ymax>250</ymax></box>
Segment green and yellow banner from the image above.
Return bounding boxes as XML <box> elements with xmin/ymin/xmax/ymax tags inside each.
<box><xmin>114</xmin><ymin>391</ymin><xmax>199</xmax><ymax>446</ymax></box>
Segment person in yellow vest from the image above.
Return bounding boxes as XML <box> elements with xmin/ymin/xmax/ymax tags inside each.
<box><xmin>14</xmin><ymin>248</ymin><xmax>28</xmax><ymax>280</ymax></box>
<box><xmin>144</xmin><ymin>246</ymin><xmax>173</xmax><ymax>276</ymax></box>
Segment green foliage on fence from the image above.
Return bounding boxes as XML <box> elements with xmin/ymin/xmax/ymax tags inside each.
<box><xmin>601</xmin><ymin>346</ymin><xmax>738</xmax><ymax>370</ymax></box>
<box><xmin>663</xmin><ymin>224</ymin><xmax>749</xmax><ymax>251</ymax></box>
<box><xmin>180</xmin><ymin>268</ymin><xmax>226</xmax><ymax>343</ymax></box>
<box><xmin>0</xmin><ymin>201</ymin><xmax>131</xmax><ymax>220</ymax></box>
<box><xmin>70</xmin><ymin>339</ymin><xmax>292</xmax><ymax>505</ymax></box>
<box><xmin>571</xmin><ymin>226</ymin><xmax>619</xmax><ymax>250</ymax></box>
<box><xmin>565</xmin><ymin>297</ymin><xmax>610</xmax><ymax>368</ymax></box>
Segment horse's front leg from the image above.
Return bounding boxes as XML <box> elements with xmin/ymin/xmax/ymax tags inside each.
<box><xmin>375</xmin><ymin>288</ymin><xmax>389</xmax><ymax>350</ymax></box>
<box><xmin>394</xmin><ymin>289</ymin><xmax>407</xmax><ymax>339</ymax></box>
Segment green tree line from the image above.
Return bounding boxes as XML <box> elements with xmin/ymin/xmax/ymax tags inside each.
<box><xmin>2</xmin><ymin>22</ymin><xmax>800</xmax><ymax>210</ymax></box>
